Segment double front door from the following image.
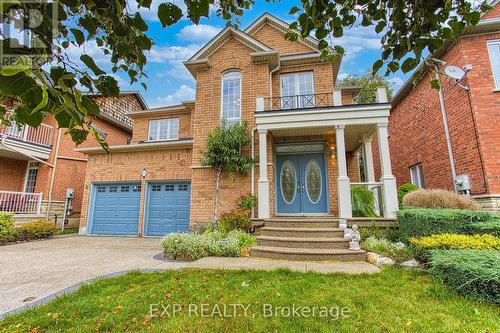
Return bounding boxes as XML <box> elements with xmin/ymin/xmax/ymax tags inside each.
<box><xmin>276</xmin><ymin>153</ymin><xmax>328</xmax><ymax>214</ymax></box>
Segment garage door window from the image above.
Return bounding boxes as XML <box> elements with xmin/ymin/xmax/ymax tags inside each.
<box><xmin>97</xmin><ymin>186</ymin><xmax>106</xmax><ymax>192</ymax></box>
<box><xmin>121</xmin><ymin>186</ymin><xmax>129</xmax><ymax>192</ymax></box>
<box><xmin>165</xmin><ymin>184</ymin><xmax>175</xmax><ymax>191</ymax></box>
<box><xmin>179</xmin><ymin>184</ymin><xmax>189</xmax><ymax>191</ymax></box>
<box><xmin>109</xmin><ymin>186</ymin><xmax>117</xmax><ymax>192</ymax></box>
<box><xmin>133</xmin><ymin>185</ymin><xmax>141</xmax><ymax>192</ymax></box>
<box><xmin>152</xmin><ymin>184</ymin><xmax>162</xmax><ymax>191</ymax></box>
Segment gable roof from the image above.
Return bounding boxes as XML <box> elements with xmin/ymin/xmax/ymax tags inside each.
<box><xmin>244</xmin><ymin>13</ymin><xmax>320</xmax><ymax>52</ymax></box>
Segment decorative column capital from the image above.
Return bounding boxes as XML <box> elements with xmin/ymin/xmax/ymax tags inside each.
<box><xmin>377</xmin><ymin>122</ymin><xmax>389</xmax><ymax>129</ymax></box>
<box><xmin>257</xmin><ymin>128</ymin><xmax>268</xmax><ymax>135</ymax></box>
<box><xmin>335</xmin><ymin>124</ymin><xmax>345</xmax><ymax>130</ymax></box>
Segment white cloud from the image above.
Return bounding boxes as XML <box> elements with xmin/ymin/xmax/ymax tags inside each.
<box><xmin>388</xmin><ymin>77</ymin><xmax>405</xmax><ymax>92</ymax></box>
<box><xmin>337</xmin><ymin>72</ymin><xmax>349</xmax><ymax>81</ymax></box>
<box><xmin>153</xmin><ymin>84</ymin><xmax>195</xmax><ymax>107</ymax></box>
<box><xmin>176</xmin><ymin>24</ymin><xmax>222</xmax><ymax>42</ymax></box>
<box><xmin>330</xmin><ymin>20</ymin><xmax>382</xmax><ymax>62</ymax></box>
<box><xmin>148</xmin><ymin>43</ymin><xmax>200</xmax><ymax>81</ymax></box>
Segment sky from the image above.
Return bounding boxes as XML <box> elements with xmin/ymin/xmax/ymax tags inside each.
<box><xmin>81</xmin><ymin>0</ymin><xmax>408</xmax><ymax>108</ymax></box>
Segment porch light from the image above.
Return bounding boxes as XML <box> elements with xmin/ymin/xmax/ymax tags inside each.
<box><xmin>331</xmin><ymin>147</ymin><xmax>336</xmax><ymax>158</ymax></box>
<box><xmin>141</xmin><ymin>168</ymin><xmax>147</xmax><ymax>178</ymax></box>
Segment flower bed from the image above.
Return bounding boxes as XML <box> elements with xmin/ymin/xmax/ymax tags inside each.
<box><xmin>362</xmin><ymin>237</ymin><xmax>414</xmax><ymax>263</ymax></box>
<box><xmin>0</xmin><ymin>213</ymin><xmax>57</xmax><ymax>245</ymax></box>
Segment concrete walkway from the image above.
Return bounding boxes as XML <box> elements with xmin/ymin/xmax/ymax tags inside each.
<box><xmin>0</xmin><ymin>236</ymin><xmax>378</xmax><ymax>316</ymax></box>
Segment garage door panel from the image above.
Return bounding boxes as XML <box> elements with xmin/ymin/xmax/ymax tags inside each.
<box><xmin>90</xmin><ymin>183</ymin><xmax>140</xmax><ymax>236</ymax></box>
<box><xmin>145</xmin><ymin>182</ymin><xmax>191</xmax><ymax>236</ymax></box>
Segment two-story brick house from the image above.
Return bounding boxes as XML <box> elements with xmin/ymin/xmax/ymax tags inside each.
<box><xmin>0</xmin><ymin>92</ymin><xmax>146</xmax><ymax>226</ymax></box>
<box><xmin>386</xmin><ymin>1</ymin><xmax>500</xmax><ymax>212</ymax></box>
<box><xmin>77</xmin><ymin>14</ymin><xmax>398</xmax><ymax>261</ymax></box>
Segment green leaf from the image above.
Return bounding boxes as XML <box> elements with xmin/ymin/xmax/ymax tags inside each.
<box><xmin>158</xmin><ymin>3</ymin><xmax>183</xmax><ymax>28</ymax></box>
<box><xmin>134</xmin><ymin>13</ymin><xmax>148</xmax><ymax>31</ymax></box>
<box><xmin>372</xmin><ymin>60</ymin><xmax>384</xmax><ymax>74</ymax></box>
<box><xmin>0</xmin><ymin>56</ymin><xmax>31</xmax><ymax>76</ymax></box>
<box><xmin>68</xmin><ymin>128</ymin><xmax>89</xmax><ymax>145</ymax></box>
<box><xmin>315</xmin><ymin>28</ymin><xmax>329</xmax><ymax>40</ymax></box>
<box><xmin>81</xmin><ymin>96</ymin><xmax>100</xmax><ymax>116</ymax></box>
<box><xmin>31</xmin><ymin>86</ymin><xmax>49</xmax><ymax>114</ymax></box>
<box><xmin>375</xmin><ymin>21</ymin><xmax>386</xmax><ymax>34</ymax></box>
<box><xmin>95</xmin><ymin>76</ymin><xmax>120</xmax><ymax>97</ymax></box>
<box><xmin>70</xmin><ymin>28</ymin><xmax>85</xmax><ymax>45</ymax></box>
<box><xmin>0</xmin><ymin>73</ymin><xmax>36</xmax><ymax>96</ymax></box>
<box><xmin>289</xmin><ymin>6</ymin><xmax>300</xmax><ymax>15</ymax></box>
<box><xmin>80</xmin><ymin>54</ymin><xmax>106</xmax><ymax>76</ymax></box>
<box><xmin>186</xmin><ymin>0</ymin><xmax>209</xmax><ymax>24</ymax></box>
<box><xmin>401</xmin><ymin>57</ymin><xmax>417</xmax><ymax>73</ymax></box>
<box><xmin>430</xmin><ymin>79</ymin><xmax>441</xmax><ymax>90</ymax></box>
<box><xmin>79</xmin><ymin>16</ymin><xmax>97</xmax><ymax>36</ymax></box>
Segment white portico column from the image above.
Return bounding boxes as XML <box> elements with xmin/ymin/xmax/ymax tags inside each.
<box><xmin>363</xmin><ymin>135</ymin><xmax>380</xmax><ymax>215</ymax></box>
<box><xmin>376</xmin><ymin>123</ymin><xmax>399</xmax><ymax>218</ymax></box>
<box><xmin>336</xmin><ymin>125</ymin><xmax>352</xmax><ymax>226</ymax></box>
<box><xmin>257</xmin><ymin>128</ymin><xmax>270</xmax><ymax>219</ymax></box>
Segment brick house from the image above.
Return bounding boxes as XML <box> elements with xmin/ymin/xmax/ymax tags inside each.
<box><xmin>386</xmin><ymin>1</ymin><xmax>500</xmax><ymax>212</ymax></box>
<box><xmin>76</xmin><ymin>14</ymin><xmax>398</xmax><ymax>260</ymax></box>
<box><xmin>0</xmin><ymin>92</ymin><xmax>146</xmax><ymax>226</ymax></box>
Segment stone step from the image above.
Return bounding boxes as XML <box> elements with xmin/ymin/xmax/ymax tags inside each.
<box><xmin>256</xmin><ymin>235</ymin><xmax>349</xmax><ymax>249</ymax></box>
<box><xmin>258</xmin><ymin>227</ymin><xmax>344</xmax><ymax>238</ymax></box>
<box><xmin>263</xmin><ymin>219</ymin><xmax>340</xmax><ymax>228</ymax></box>
<box><xmin>250</xmin><ymin>246</ymin><xmax>366</xmax><ymax>262</ymax></box>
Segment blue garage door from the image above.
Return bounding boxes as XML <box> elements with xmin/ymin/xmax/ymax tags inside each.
<box><xmin>90</xmin><ymin>183</ymin><xmax>141</xmax><ymax>235</ymax></box>
<box><xmin>145</xmin><ymin>182</ymin><xmax>191</xmax><ymax>236</ymax></box>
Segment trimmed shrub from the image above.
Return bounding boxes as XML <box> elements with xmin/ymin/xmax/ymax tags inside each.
<box><xmin>0</xmin><ymin>213</ymin><xmax>15</xmax><ymax>237</ymax></box>
<box><xmin>402</xmin><ymin>189</ymin><xmax>480</xmax><ymax>210</ymax></box>
<box><xmin>464</xmin><ymin>219</ymin><xmax>500</xmax><ymax>237</ymax></box>
<box><xmin>351</xmin><ymin>186</ymin><xmax>377</xmax><ymax>217</ymax></box>
<box><xmin>362</xmin><ymin>237</ymin><xmax>413</xmax><ymax>262</ymax></box>
<box><xmin>217</xmin><ymin>209</ymin><xmax>251</xmax><ymax>235</ymax></box>
<box><xmin>239</xmin><ymin>195</ymin><xmax>257</xmax><ymax>211</ymax></box>
<box><xmin>429</xmin><ymin>249</ymin><xmax>500</xmax><ymax>304</ymax></box>
<box><xmin>398</xmin><ymin>183</ymin><xmax>419</xmax><ymax>206</ymax></box>
<box><xmin>162</xmin><ymin>230</ymin><xmax>256</xmax><ymax>260</ymax></box>
<box><xmin>359</xmin><ymin>223</ymin><xmax>400</xmax><ymax>242</ymax></box>
<box><xmin>397</xmin><ymin>208</ymin><xmax>495</xmax><ymax>240</ymax></box>
<box><xmin>410</xmin><ymin>233</ymin><xmax>500</xmax><ymax>262</ymax></box>
<box><xmin>16</xmin><ymin>220</ymin><xmax>57</xmax><ymax>241</ymax></box>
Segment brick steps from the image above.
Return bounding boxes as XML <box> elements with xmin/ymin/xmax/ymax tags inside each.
<box><xmin>256</xmin><ymin>235</ymin><xmax>349</xmax><ymax>249</ymax></box>
<box><xmin>250</xmin><ymin>246</ymin><xmax>366</xmax><ymax>262</ymax></box>
<box><xmin>250</xmin><ymin>217</ymin><xmax>366</xmax><ymax>262</ymax></box>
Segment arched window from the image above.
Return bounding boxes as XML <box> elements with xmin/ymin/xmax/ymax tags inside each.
<box><xmin>221</xmin><ymin>70</ymin><xmax>241</xmax><ymax>125</ymax></box>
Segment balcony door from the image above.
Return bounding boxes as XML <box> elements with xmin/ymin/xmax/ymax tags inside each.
<box><xmin>276</xmin><ymin>152</ymin><xmax>328</xmax><ymax>214</ymax></box>
<box><xmin>280</xmin><ymin>72</ymin><xmax>314</xmax><ymax>109</ymax></box>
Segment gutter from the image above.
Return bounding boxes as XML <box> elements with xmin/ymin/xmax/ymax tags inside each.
<box><xmin>75</xmin><ymin>139</ymin><xmax>194</xmax><ymax>154</ymax></box>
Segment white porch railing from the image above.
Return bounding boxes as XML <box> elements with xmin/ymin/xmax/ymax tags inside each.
<box><xmin>0</xmin><ymin>191</ymin><xmax>43</xmax><ymax>215</ymax></box>
<box><xmin>0</xmin><ymin>122</ymin><xmax>54</xmax><ymax>147</ymax></box>
<box><xmin>350</xmin><ymin>182</ymin><xmax>384</xmax><ymax>218</ymax></box>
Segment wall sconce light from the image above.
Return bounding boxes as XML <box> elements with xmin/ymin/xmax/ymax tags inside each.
<box><xmin>141</xmin><ymin>168</ymin><xmax>147</xmax><ymax>178</ymax></box>
<box><xmin>331</xmin><ymin>147</ymin><xmax>336</xmax><ymax>158</ymax></box>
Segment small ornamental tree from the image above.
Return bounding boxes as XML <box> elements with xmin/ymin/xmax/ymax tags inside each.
<box><xmin>201</xmin><ymin>121</ymin><xmax>255</xmax><ymax>224</ymax></box>
<box><xmin>338</xmin><ymin>73</ymin><xmax>393</xmax><ymax>103</ymax></box>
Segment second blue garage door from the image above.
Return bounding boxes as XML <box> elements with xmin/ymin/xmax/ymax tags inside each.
<box><xmin>145</xmin><ymin>182</ymin><xmax>191</xmax><ymax>236</ymax></box>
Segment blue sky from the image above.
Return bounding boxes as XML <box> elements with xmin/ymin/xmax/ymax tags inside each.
<box><xmin>90</xmin><ymin>0</ymin><xmax>408</xmax><ymax>108</ymax></box>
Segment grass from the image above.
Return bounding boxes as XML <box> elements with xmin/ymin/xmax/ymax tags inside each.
<box><xmin>1</xmin><ymin>268</ymin><xmax>498</xmax><ymax>333</ymax></box>
<box><xmin>55</xmin><ymin>228</ymin><xmax>79</xmax><ymax>236</ymax></box>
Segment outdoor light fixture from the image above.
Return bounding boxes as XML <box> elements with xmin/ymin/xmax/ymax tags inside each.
<box><xmin>141</xmin><ymin>168</ymin><xmax>147</xmax><ymax>178</ymax></box>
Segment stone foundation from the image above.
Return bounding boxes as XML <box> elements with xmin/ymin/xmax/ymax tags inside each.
<box><xmin>473</xmin><ymin>195</ymin><xmax>500</xmax><ymax>213</ymax></box>
<box><xmin>13</xmin><ymin>200</ymin><xmax>80</xmax><ymax>229</ymax></box>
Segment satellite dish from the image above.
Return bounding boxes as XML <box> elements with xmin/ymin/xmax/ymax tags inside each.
<box><xmin>444</xmin><ymin>66</ymin><xmax>466</xmax><ymax>80</ymax></box>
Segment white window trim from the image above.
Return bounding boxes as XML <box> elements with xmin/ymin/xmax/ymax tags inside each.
<box><xmin>220</xmin><ymin>70</ymin><xmax>242</xmax><ymax>125</ymax></box>
<box><xmin>23</xmin><ymin>161</ymin><xmax>39</xmax><ymax>193</ymax></box>
<box><xmin>279</xmin><ymin>71</ymin><xmax>315</xmax><ymax>109</ymax></box>
<box><xmin>410</xmin><ymin>164</ymin><xmax>424</xmax><ymax>189</ymax></box>
<box><xmin>487</xmin><ymin>39</ymin><xmax>500</xmax><ymax>89</ymax></box>
<box><xmin>147</xmin><ymin>118</ymin><xmax>179</xmax><ymax>142</ymax></box>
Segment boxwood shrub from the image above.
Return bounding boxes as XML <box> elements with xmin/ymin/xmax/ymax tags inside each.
<box><xmin>429</xmin><ymin>249</ymin><xmax>500</xmax><ymax>304</ymax></box>
<box><xmin>397</xmin><ymin>208</ymin><xmax>496</xmax><ymax>240</ymax></box>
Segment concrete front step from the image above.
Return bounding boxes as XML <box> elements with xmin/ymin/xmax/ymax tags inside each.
<box><xmin>258</xmin><ymin>227</ymin><xmax>344</xmax><ymax>238</ymax></box>
<box><xmin>256</xmin><ymin>235</ymin><xmax>350</xmax><ymax>249</ymax></box>
<box><xmin>250</xmin><ymin>246</ymin><xmax>367</xmax><ymax>262</ymax></box>
<box><xmin>263</xmin><ymin>219</ymin><xmax>340</xmax><ymax>228</ymax></box>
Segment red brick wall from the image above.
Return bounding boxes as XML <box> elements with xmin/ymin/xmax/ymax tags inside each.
<box><xmin>0</xmin><ymin>158</ymin><xmax>27</xmax><ymax>191</ymax></box>
<box><xmin>386</xmin><ymin>28</ymin><xmax>500</xmax><ymax>195</ymax></box>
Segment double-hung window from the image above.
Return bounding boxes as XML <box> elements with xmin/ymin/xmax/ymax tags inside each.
<box><xmin>410</xmin><ymin>164</ymin><xmax>425</xmax><ymax>189</ymax></box>
<box><xmin>487</xmin><ymin>40</ymin><xmax>500</xmax><ymax>89</ymax></box>
<box><xmin>280</xmin><ymin>71</ymin><xmax>314</xmax><ymax>109</ymax></box>
<box><xmin>148</xmin><ymin>118</ymin><xmax>179</xmax><ymax>141</ymax></box>
<box><xmin>24</xmin><ymin>161</ymin><xmax>39</xmax><ymax>193</ymax></box>
<box><xmin>221</xmin><ymin>70</ymin><xmax>241</xmax><ymax>125</ymax></box>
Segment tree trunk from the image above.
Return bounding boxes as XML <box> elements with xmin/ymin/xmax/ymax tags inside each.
<box><xmin>212</xmin><ymin>167</ymin><xmax>222</xmax><ymax>225</ymax></box>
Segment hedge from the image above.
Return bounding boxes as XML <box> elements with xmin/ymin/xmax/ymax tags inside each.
<box><xmin>0</xmin><ymin>220</ymin><xmax>57</xmax><ymax>245</ymax></box>
<box><xmin>397</xmin><ymin>208</ymin><xmax>497</xmax><ymax>240</ymax></box>
<box><xmin>429</xmin><ymin>249</ymin><xmax>500</xmax><ymax>304</ymax></box>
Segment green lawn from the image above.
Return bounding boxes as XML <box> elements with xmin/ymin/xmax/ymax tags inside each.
<box><xmin>1</xmin><ymin>268</ymin><xmax>498</xmax><ymax>333</ymax></box>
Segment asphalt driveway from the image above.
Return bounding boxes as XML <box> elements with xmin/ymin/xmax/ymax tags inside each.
<box><xmin>0</xmin><ymin>236</ymin><xmax>187</xmax><ymax>315</ymax></box>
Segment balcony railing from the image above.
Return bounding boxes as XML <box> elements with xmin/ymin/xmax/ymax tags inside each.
<box><xmin>0</xmin><ymin>122</ymin><xmax>54</xmax><ymax>147</ymax></box>
<box><xmin>257</xmin><ymin>87</ymin><xmax>389</xmax><ymax>112</ymax></box>
<box><xmin>0</xmin><ymin>191</ymin><xmax>43</xmax><ymax>215</ymax></box>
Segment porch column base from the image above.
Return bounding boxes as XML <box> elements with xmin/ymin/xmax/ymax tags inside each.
<box><xmin>258</xmin><ymin>179</ymin><xmax>270</xmax><ymax>219</ymax></box>
<box><xmin>381</xmin><ymin>176</ymin><xmax>398</xmax><ymax>218</ymax></box>
<box><xmin>338</xmin><ymin>176</ymin><xmax>352</xmax><ymax>219</ymax></box>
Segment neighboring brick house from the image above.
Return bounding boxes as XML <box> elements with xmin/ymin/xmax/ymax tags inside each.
<box><xmin>0</xmin><ymin>92</ymin><xmax>146</xmax><ymax>226</ymax></box>
<box><xmin>76</xmin><ymin>13</ymin><xmax>398</xmax><ymax>245</ymax></box>
<box><xmin>384</xmin><ymin>1</ymin><xmax>500</xmax><ymax>212</ymax></box>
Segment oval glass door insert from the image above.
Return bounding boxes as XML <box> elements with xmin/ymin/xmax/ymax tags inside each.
<box><xmin>280</xmin><ymin>160</ymin><xmax>296</xmax><ymax>204</ymax></box>
<box><xmin>306</xmin><ymin>160</ymin><xmax>322</xmax><ymax>204</ymax></box>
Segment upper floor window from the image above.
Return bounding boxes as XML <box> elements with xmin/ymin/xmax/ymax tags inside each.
<box><xmin>410</xmin><ymin>163</ymin><xmax>425</xmax><ymax>189</ymax></box>
<box><xmin>221</xmin><ymin>70</ymin><xmax>241</xmax><ymax>125</ymax></box>
<box><xmin>487</xmin><ymin>40</ymin><xmax>500</xmax><ymax>89</ymax></box>
<box><xmin>148</xmin><ymin>118</ymin><xmax>179</xmax><ymax>141</ymax></box>
<box><xmin>280</xmin><ymin>71</ymin><xmax>314</xmax><ymax>109</ymax></box>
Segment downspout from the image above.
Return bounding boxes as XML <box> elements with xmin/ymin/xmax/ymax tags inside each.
<box><xmin>46</xmin><ymin>128</ymin><xmax>62</xmax><ymax>220</ymax></box>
